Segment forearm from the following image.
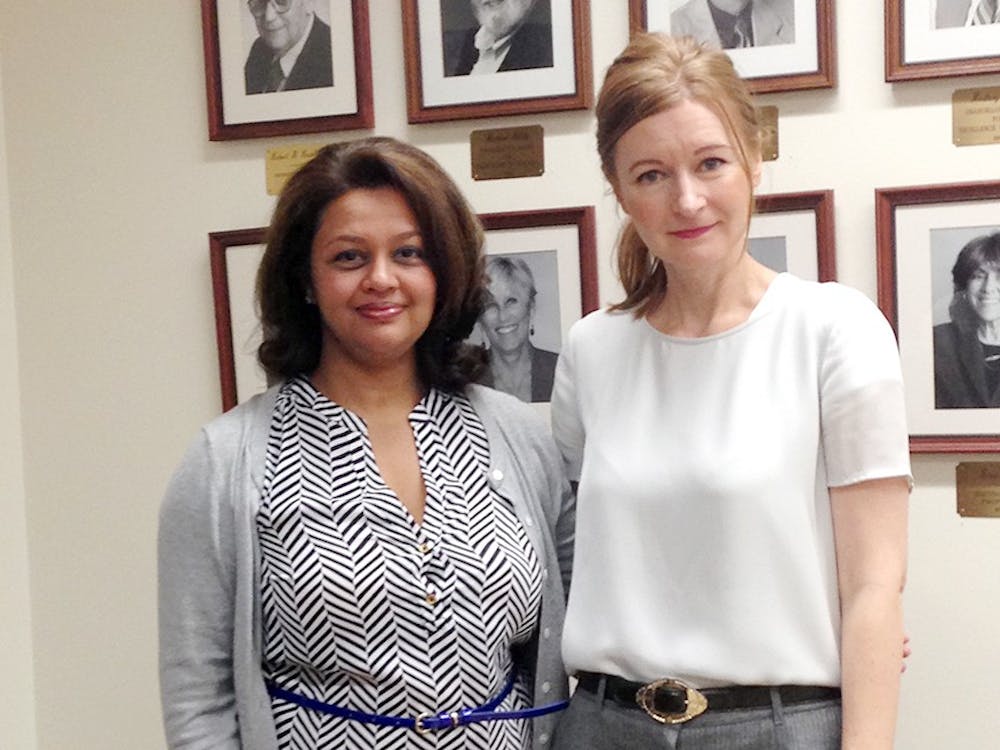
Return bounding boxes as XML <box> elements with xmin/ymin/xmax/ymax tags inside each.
<box><xmin>839</xmin><ymin>583</ymin><xmax>903</xmax><ymax>750</ymax></box>
<box><xmin>830</xmin><ymin>475</ymin><xmax>909</xmax><ymax>750</ymax></box>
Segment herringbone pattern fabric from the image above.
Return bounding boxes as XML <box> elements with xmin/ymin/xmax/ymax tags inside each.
<box><xmin>258</xmin><ymin>377</ymin><xmax>542</xmax><ymax>748</ymax></box>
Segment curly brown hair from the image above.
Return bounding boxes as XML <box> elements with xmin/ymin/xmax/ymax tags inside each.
<box><xmin>255</xmin><ymin>136</ymin><xmax>487</xmax><ymax>391</ymax></box>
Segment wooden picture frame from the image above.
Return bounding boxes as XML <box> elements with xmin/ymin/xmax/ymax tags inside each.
<box><xmin>201</xmin><ymin>0</ymin><xmax>373</xmax><ymax>140</ymax></box>
<box><xmin>752</xmin><ymin>190</ymin><xmax>836</xmax><ymax>281</ymax></box>
<box><xmin>885</xmin><ymin>0</ymin><xmax>1000</xmax><ymax>82</ymax></box>
<box><xmin>209</xmin><ymin>208</ymin><xmax>598</xmax><ymax>411</ymax></box>
<box><xmin>629</xmin><ymin>0</ymin><xmax>836</xmax><ymax>93</ymax></box>
<box><xmin>472</xmin><ymin>206</ymin><xmax>598</xmax><ymax>404</ymax></box>
<box><xmin>875</xmin><ymin>180</ymin><xmax>1000</xmax><ymax>452</ymax></box>
<box><xmin>402</xmin><ymin>0</ymin><xmax>593</xmax><ymax>123</ymax></box>
<box><xmin>210</xmin><ymin>228</ymin><xmax>267</xmax><ymax>411</ymax></box>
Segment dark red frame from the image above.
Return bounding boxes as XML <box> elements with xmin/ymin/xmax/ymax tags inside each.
<box><xmin>401</xmin><ymin>0</ymin><xmax>593</xmax><ymax>123</ymax></box>
<box><xmin>201</xmin><ymin>0</ymin><xmax>373</xmax><ymax>140</ymax></box>
<box><xmin>884</xmin><ymin>0</ymin><xmax>1000</xmax><ymax>82</ymax></box>
<box><xmin>210</xmin><ymin>228</ymin><xmax>266</xmax><ymax>411</ymax></box>
<box><xmin>478</xmin><ymin>206</ymin><xmax>599</xmax><ymax>316</ymax></box>
<box><xmin>628</xmin><ymin>0</ymin><xmax>837</xmax><ymax>93</ymax></box>
<box><xmin>755</xmin><ymin>190</ymin><xmax>837</xmax><ymax>282</ymax></box>
<box><xmin>875</xmin><ymin>180</ymin><xmax>1000</xmax><ymax>453</ymax></box>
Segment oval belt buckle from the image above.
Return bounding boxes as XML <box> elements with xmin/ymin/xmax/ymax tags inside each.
<box><xmin>635</xmin><ymin>678</ymin><xmax>708</xmax><ymax>724</ymax></box>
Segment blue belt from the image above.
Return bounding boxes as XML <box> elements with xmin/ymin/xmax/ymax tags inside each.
<box><xmin>265</xmin><ymin>669</ymin><xmax>569</xmax><ymax>735</ymax></box>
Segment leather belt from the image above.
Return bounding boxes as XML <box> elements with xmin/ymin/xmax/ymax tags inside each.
<box><xmin>576</xmin><ymin>671</ymin><xmax>840</xmax><ymax>724</ymax></box>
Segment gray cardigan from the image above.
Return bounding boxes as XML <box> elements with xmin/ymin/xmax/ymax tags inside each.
<box><xmin>158</xmin><ymin>384</ymin><xmax>574</xmax><ymax>750</ymax></box>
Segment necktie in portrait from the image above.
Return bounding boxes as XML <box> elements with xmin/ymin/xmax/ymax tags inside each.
<box><xmin>266</xmin><ymin>58</ymin><xmax>285</xmax><ymax>92</ymax></box>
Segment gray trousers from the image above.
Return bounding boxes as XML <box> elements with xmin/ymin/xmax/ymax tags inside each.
<box><xmin>551</xmin><ymin>684</ymin><xmax>841</xmax><ymax>749</ymax></box>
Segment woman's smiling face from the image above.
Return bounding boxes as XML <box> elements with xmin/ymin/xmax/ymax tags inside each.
<box><xmin>967</xmin><ymin>264</ymin><xmax>1000</xmax><ymax>324</ymax></box>
<box><xmin>611</xmin><ymin>99</ymin><xmax>759</xmax><ymax>278</ymax></box>
<box><xmin>309</xmin><ymin>187</ymin><xmax>437</xmax><ymax>371</ymax></box>
<box><xmin>480</xmin><ymin>273</ymin><xmax>533</xmax><ymax>355</ymax></box>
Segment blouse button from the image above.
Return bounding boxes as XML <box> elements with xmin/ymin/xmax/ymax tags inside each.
<box><xmin>417</xmin><ymin>542</ymin><xmax>432</xmax><ymax>554</ymax></box>
<box><xmin>539</xmin><ymin>732</ymin><xmax>550</xmax><ymax>744</ymax></box>
<box><xmin>541</xmin><ymin>681</ymin><xmax>551</xmax><ymax>693</ymax></box>
<box><xmin>425</xmin><ymin>591</ymin><xmax>438</xmax><ymax>605</ymax></box>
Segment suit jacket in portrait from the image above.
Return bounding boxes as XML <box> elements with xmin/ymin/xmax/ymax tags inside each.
<box><xmin>935</xmin><ymin>0</ymin><xmax>973</xmax><ymax>28</ymax></box>
<box><xmin>244</xmin><ymin>15</ymin><xmax>333</xmax><ymax>95</ymax></box>
<box><xmin>480</xmin><ymin>345</ymin><xmax>560</xmax><ymax>403</ymax></box>
<box><xmin>670</xmin><ymin>0</ymin><xmax>796</xmax><ymax>48</ymax></box>
<box><xmin>443</xmin><ymin>14</ymin><xmax>554</xmax><ymax>77</ymax></box>
<box><xmin>933</xmin><ymin>321</ymin><xmax>1000</xmax><ymax>408</ymax></box>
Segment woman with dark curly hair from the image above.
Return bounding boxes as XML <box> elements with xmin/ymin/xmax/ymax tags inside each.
<box><xmin>158</xmin><ymin>137</ymin><xmax>573</xmax><ymax>750</ymax></box>
<box><xmin>933</xmin><ymin>231</ymin><xmax>1000</xmax><ymax>408</ymax></box>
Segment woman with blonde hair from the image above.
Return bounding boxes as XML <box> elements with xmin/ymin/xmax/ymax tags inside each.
<box><xmin>478</xmin><ymin>256</ymin><xmax>560</xmax><ymax>403</ymax></box>
<box><xmin>551</xmin><ymin>34</ymin><xmax>910</xmax><ymax>749</ymax></box>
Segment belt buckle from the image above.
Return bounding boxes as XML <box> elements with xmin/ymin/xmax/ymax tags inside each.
<box><xmin>635</xmin><ymin>678</ymin><xmax>708</xmax><ymax>725</ymax></box>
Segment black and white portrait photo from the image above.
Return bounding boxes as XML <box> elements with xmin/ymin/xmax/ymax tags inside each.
<box><xmin>441</xmin><ymin>0</ymin><xmax>554</xmax><ymax>77</ymax></box>
<box><xmin>930</xmin><ymin>227</ymin><xmax>1000</xmax><ymax>409</ymax></box>
<box><xmin>203</xmin><ymin>0</ymin><xmax>371</xmax><ymax>139</ymax></box>
<box><xmin>244</xmin><ymin>0</ymin><xmax>333</xmax><ymax>95</ymax></box>
<box><xmin>669</xmin><ymin>0</ymin><xmax>796</xmax><ymax>50</ymax></box>
<box><xmin>472</xmin><ymin>251</ymin><xmax>561</xmax><ymax>403</ymax></box>
<box><xmin>935</xmin><ymin>0</ymin><xmax>1000</xmax><ymax>28</ymax></box>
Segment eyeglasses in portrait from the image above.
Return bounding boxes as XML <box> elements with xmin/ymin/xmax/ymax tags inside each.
<box><xmin>201</xmin><ymin>0</ymin><xmax>373</xmax><ymax>139</ymax></box>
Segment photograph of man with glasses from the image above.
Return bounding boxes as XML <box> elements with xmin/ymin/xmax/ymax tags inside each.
<box><xmin>244</xmin><ymin>0</ymin><xmax>333</xmax><ymax>95</ymax></box>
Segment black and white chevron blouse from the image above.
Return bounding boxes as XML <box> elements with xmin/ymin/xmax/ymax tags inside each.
<box><xmin>257</xmin><ymin>376</ymin><xmax>543</xmax><ymax>749</ymax></box>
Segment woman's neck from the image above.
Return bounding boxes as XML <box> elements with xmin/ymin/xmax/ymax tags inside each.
<box><xmin>646</xmin><ymin>255</ymin><xmax>777</xmax><ymax>338</ymax></box>
<box><xmin>490</xmin><ymin>344</ymin><xmax>533</xmax><ymax>370</ymax></box>
<box><xmin>310</xmin><ymin>355</ymin><xmax>424</xmax><ymax>421</ymax></box>
<box><xmin>978</xmin><ymin>320</ymin><xmax>1000</xmax><ymax>346</ymax></box>
<box><xmin>489</xmin><ymin>345</ymin><xmax>532</xmax><ymax>398</ymax></box>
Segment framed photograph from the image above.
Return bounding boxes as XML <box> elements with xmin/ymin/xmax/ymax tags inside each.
<box><xmin>401</xmin><ymin>0</ymin><xmax>593</xmax><ymax>123</ymax></box>
<box><xmin>751</xmin><ymin>190</ymin><xmax>836</xmax><ymax>281</ymax></box>
<box><xmin>885</xmin><ymin>0</ymin><xmax>1000</xmax><ymax>81</ymax></box>
<box><xmin>875</xmin><ymin>180</ymin><xmax>1000</xmax><ymax>452</ymax></box>
<box><xmin>201</xmin><ymin>0</ymin><xmax>373</xmax><ymax>141</ymax></box>
<box><xmin>210</xmin><ymin>228</ymin><xmax>268</xmax><ymax>411</ymax></box>
<box><xmin>472</xmin><ymin>206</ymin><xmax>598</xmax><ymax>404</ymax></box>
<box><xmin>628</xmin><ymin>0</ymin><xmax>836</xmax><ymax>93</ymax></box>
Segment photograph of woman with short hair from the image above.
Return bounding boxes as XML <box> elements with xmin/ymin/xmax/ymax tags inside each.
<box><xmin>933</xmin><ymin>230</ymin><xmax>1000</xmax><ymax>408</ymax></box>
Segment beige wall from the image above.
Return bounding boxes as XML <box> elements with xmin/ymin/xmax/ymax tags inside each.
<box><xmin>0</xmin><ymin>55</ymin><xmax>38</xmax><ymax>750</ymax></box>
<box><xmin>1</xmin><ymin>3</ymin><xmax>997</xmax><ymax>748</ymax></box>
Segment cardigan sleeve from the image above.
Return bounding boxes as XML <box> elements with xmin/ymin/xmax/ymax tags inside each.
<box><xmin>158</xmin><ymin>429</ymin><xmax>241</xmax><ymax>750</ymax></box>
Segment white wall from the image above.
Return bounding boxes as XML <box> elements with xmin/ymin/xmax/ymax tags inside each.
<box><xmin>1</xmin><ymin>2</ymin><xmax>997</xmax><ymax>748</ymax></box>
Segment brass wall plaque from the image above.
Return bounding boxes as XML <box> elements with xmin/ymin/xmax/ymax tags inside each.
<box><xmin>956</xmin><ymin>462</ymin><xmax>1000</xmax><ymax>518</ymax></box>
<box><xmin>471</xmin><ymin>125</ymin><xmax>544</xmax><ymax>180</ymax></box>
<box><xmin>952</xmin><ymin>87</ymin><xmax>1000</xmax><ymax>147</ymax></box>
<box><xmin>266</xmin><ymin>143</ymin><xmax>324</xmax><ymax>195</ymax></box>
<box><xmin>757</xmin><ymin>105</ymin><xmax>778</xmax><ymax>161</ymax></box>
